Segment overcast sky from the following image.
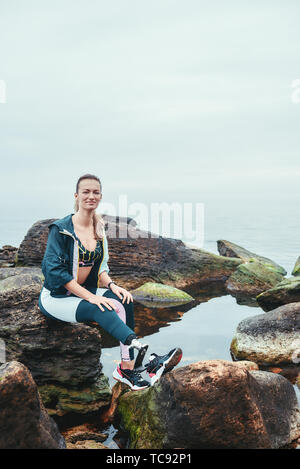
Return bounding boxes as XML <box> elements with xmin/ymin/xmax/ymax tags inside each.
<box><xmin>0</xmin><ymin>0</ymin><xmax>299</xmax><ymax>223</ymax></box>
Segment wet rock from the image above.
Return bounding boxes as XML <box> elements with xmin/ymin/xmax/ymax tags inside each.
<box><xmin>230</xmin><ymin>302</ymin><xmax>300</xmax><ymax>365</ymax></box>
<box><xmin>131</xmin><ymin>282</ymin><xmax>194</xmax><ymax>307</ymax></box>
<box><xmin>292</xmin><ymin>257</ymin><xmax>300</xmax><ymax>277</ymax></box>
<box><xmin>101</xmin><ymin>381</ymin><xmax>125</xmax><ymax>424</ymax></box>
<box><xmin>256</xmin><ymin>277</ymin><xmax>300</xmax><ymax>311</ymax></box>
<box><xmin>217</xmin><ymin>240</ymin><xmax>287</xmax><ymax>275</ymax></box>
<box><xmin>117</xmin><ymin>360</ymin><xmax>300</xmax><ymax>449</ymax></box>
<box><xmin>38</xmin><ymin>376</ymin><xmax>112</xmax><ymax>417</ymax></box>
<box><xmin>16</xmin><ymin>217</ymin><xmax>242</xmax><ymax>290</ymax></box>
<box><xmin>62</xmin><ymin>423</ymin><xmax>108</xmax><ymax>449</ymax></box>
<box><xmin>0</xmin><ymin>245</ymin><xmax>17</xmax><ymax>267</ymax></box>
<box><xmin>0</xmin><ymin>266</ymin><xmax>42</xmax><ymax>281</ymax></box>
<box><xmin>225</xmin><ymin>259</ymin><xmax>285</xmax><ymax>299</ymax></box>
<box><xmin>0</xmin><ymin>284</ymin><xmax>111</xmax><ymax>416</ymax></box>
<box><xmin>0</xmin><ymin>267</ymin><xmax>44</xmax><ymax>292</ymax></box>
<box><xmin>0</xmin><ymin>361</ymin><xmax>65</xmax><ymax>449</ymax></box>
<box><xmin>66</xmin><ymin>439</ymin><xmax>109</xmax><ymax>449</ymax></box>
<box><xmin>67</xmin><ymin>430</ymin><xmax>107</xmax><ymax>443</ymax></box>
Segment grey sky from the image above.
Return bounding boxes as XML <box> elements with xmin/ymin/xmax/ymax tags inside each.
<box><xmin>0</xmin><ymin>0</ymin><xmax>299</xmax><ymax>222</ymax></box>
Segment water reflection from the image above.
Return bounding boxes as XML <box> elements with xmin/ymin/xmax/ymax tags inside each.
<box><xmin>96</xmin><ymin>281</ymin><xmax>228</xmax><ymax>347</ymax></box>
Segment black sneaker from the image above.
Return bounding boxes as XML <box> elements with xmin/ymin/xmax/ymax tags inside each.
<box><xmin>113</xmin><ymin>364</ymin><xmax>150</xmax><ymax>391</ymax></box>
<box><xmin>144</xmin><ymin>348</ymin><xmax>183</xmax><ymax>386</ymax></box>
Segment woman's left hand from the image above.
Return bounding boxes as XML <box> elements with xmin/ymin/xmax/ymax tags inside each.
<box><xmin>110</xmin><ymin>284</ymin><xmax>133</xmax><ymax>304</ymax></box>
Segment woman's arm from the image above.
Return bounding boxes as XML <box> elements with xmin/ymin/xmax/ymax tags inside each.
<box><xmin>98</xmin><ymin>271</ymin><xmax>113</xmax><ymax>288</ymax></box>
<box><xmin>98</xmin><ymin>271</ymin><xmax>133</xmax><ymax>304</ymax></box>
<box><xmin>64</xmin><ymin>279</ymin><xmax>96</xmax><ymax>300</ymax></box>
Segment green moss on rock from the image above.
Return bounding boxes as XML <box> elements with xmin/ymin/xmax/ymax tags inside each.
<box><xmin>118</xmin><ymin>384</ymin><xmax>166</xmax><ymax>449</ymax></box>
<box><xmin>226</xmin><ymin>260</ymin><xmax>285</xmax><ymax>296</ymax></box>
<box><xmin>38</xmin><ymin>374</ymin><xmax>112</xmax><ymax>416</ymax></box>
<box><xmin>131</xmin><ymin>282</ymin><xmax>194</xmax><ymax>307</ymax></box>
<box><xmin>292</xmin><ymin>257</ymin><xmax>300</xmax><ymax>277</ymax></box>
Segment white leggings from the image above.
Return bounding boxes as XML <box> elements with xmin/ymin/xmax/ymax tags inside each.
<box><xmin>39</xmin><ymin>287</ymin><xmax>133</xmax><ymax>362</ymax></box>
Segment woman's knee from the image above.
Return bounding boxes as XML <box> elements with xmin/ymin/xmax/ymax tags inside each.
<box><xmin>75</xmin><ymin>299</ymin><xmax>114</xmax><ymax>322</ymax></box>
<box><xmin>103</xmin><ymin>291</ymin><xmax>134</xmax><ymax>313</ymax></box>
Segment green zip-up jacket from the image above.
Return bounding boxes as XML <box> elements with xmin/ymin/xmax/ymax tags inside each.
<box><xmin>41</xmin><ymin>214</ymin><xmax>109</xmax><ymax>296</ymax></box>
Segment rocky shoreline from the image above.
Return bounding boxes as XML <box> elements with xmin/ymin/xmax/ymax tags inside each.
<box><xmin>0</xmin><ymin>216</ymin><xmax>299</xmax><ymax>449</ymax></box>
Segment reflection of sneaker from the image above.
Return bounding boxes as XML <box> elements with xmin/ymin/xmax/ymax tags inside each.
<box><xmin>112</xmin><ymin>364</ymin><xmax>150</xmax><ymax>391</ymax></box>
<box><xmin>144</xmin><ymin>348</ymin><xmax>183</xmax><ymax>386</ymax></box>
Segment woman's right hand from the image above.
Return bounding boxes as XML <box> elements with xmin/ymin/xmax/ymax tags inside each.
<box><xmin>87</xmin><ymin>295</ymin><xmax>116</xmax><ymax>312</ymax></box>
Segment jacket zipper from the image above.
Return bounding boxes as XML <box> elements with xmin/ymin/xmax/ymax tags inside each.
<box><xmin>97</xmin><ymin>237</ymin><xmax>105</xmax><ymax>288</ymax></box>
<box><xmin>59</xmin><ymin>229</ymin><xmax>79</xmax><ymax>286</ymax></box>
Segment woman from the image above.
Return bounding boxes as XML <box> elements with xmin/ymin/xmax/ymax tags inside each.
<box><xmin>39</xmin><ymin>174</ymin><xmax>182</xmax><ymax>391</ymax></box>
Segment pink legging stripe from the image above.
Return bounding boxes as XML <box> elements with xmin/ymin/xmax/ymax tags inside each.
<box><xmin>110</xmin><ymin>299</ymin><xmax>131</xmax><ymax>361</ymax></box>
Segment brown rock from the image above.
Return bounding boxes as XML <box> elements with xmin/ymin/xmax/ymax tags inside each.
<box><xmin>118</xmin><ymin>360</ymin><xmax>300</xmax><ymax>449</ymax></box>
<box><xmin>101</xmin><ymin>381</ymin><xmax>129</xmax><ymax>424</ymax></box>
<box><xmin>217</xmin><ymin>240</ymin><xmax>286</xmax><ymax>275</ymax></box>
<box><xmin>16</xmin><ymin>217</ymin><xmax>242</xmax><ymax>290</ymax></box>
<box><xmin>0</xmin><ymin>245</ymin><xmax>17</xmax><ymax>266</ymax></box>
<box><xmin>0</xmin><ymin>361</ymin><xmax>65</xmax><ymax>449</ymax></box>
<box><xmin>66</xmin><ymin>439</ymin><xmax>108</xmax><ymax>449</ymax></box>
<box><xmin>17</xmin><ymin>218</ymin><xmax>57</xmax><ymax>266</ymax></box>
<box><xmin>0</xmin><ymin>284</ymin><xmax>103</xmax><ymax>386</ymax></box>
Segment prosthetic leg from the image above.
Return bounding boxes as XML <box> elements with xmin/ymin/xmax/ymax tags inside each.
<box><xmin>129</xmin><ymin>339</ymin><xmax>149</xmax><ymax>370</ymax></box>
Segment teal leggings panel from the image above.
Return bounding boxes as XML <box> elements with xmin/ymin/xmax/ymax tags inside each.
<box><xmin>75</xmin><ymin>289</ymin><xmax>135</xmax><ymax>347</ymax></box>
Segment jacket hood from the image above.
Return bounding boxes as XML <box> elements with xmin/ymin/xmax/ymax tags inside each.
<box><xmin>49</xmin><ymin>214</ymin><xmax>75</xmax><ymax>234</ymax></box>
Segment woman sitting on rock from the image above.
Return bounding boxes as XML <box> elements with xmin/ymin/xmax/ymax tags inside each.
<box><xmin>39</xmin><ymin>173</ymin><xmax>182</xmax><ymax>391</ymax></box>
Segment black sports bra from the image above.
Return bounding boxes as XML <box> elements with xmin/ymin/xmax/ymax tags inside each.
<box><xmin>74</xmin><ymin>233</ymin><xmax>102</xmax><ymax>267</ymax></box>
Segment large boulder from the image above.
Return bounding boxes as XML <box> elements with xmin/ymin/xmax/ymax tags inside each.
<box><xmin>16</xmin><ymin>218</ymin><xmax>57</xmax><ymax>266</ymax></box>
<box><xmin>0</xmin><ymin>361</ymin><xmax>65</xmax><ymax>449</ymax></box>
<box><xmin>16</xmin><ymin>217</ymin><xmax>242</xmax><ymax>290</ymax></box>
<box><xmin>256</xmin><ymin>277</ymin><xmax>300</xmax><ymax>311</ymax></box>
<box><xmin>225</xmin><ymin>260</ymin><xmax>285</xmax><ymax>299</ymax></box>
<box><xmin>117</xmin><ymin>360</ymin><xmax>300</xmax><ymax>449</ymax></box>
<box><xmin>0</xmin><ymin>267</ymin><xmax>44</xmax><ymax>292</ymax></box>
<box><xmin>217</xmin><ymin>240</ymin><xmax>287</xmax><ymax>275</ymax></box>
<box><xmin>292</xmin><ymin>256</ymin><xmax>300</xmax><ymax>277</ymax></box>
<box><xmin>0</xmin><ymin>283</ymin><xmax>111</xmax><ymax>416</ymax></box>
<box><xmin>131</xmin><ymin>282</ymin><xmax>194</xmax><ymax>308</ymax></box>
<box><xmin>230</xmin><ymin>302</ymin><xmax>300</xmax><ymax>366</ymax></box>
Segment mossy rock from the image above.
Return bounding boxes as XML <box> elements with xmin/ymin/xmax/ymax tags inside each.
<box><xmin>217</xmin><ymin>240</ymin><xmax>287</xmax><ymax>276</ymax></box>
<box><xmin>292</xmin><ymin>256</ymin><xmax>300</xmax><ymax>277</ymax></box>
<box><xmin>256</xmin><ymin>276</ymin><xmax>300</xmax><ymax>311</ymax></box>
<box><xmin>225</xmin><ymin>260</ymin><xmax>285</xmax><ymax>298</ymax></box>
<box><xmin>118</xmin><ymin>384</ymin><xmax>166</xmax><ymax>449</ymax></box>
<box><xmin>131</xmin><ymin>282</ymin><xmax>194</xmax><ymax>307</ymax></box>
<box><xmin>38</xmin><ymin>374</ymin><xmax>112</xmax><ymax>417</ymax></box>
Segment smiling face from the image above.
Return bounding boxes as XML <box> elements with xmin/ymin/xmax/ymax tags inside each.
<box><xmin>74</xmin><ymin>178</ymin><xmax>102</xmax><ymax>211</ymax></box>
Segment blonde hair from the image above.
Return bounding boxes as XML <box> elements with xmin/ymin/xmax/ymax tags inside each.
<box><xmin>74</xmin><ymin>174</ymin><xmax>105</xmax><ymax>239</ymax></box>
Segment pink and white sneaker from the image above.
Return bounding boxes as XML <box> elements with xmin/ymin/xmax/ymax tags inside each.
<box><xmin>112</xmin><ymin>364</ymin><xmax>150</xmax><ymax>391</ymax></box>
